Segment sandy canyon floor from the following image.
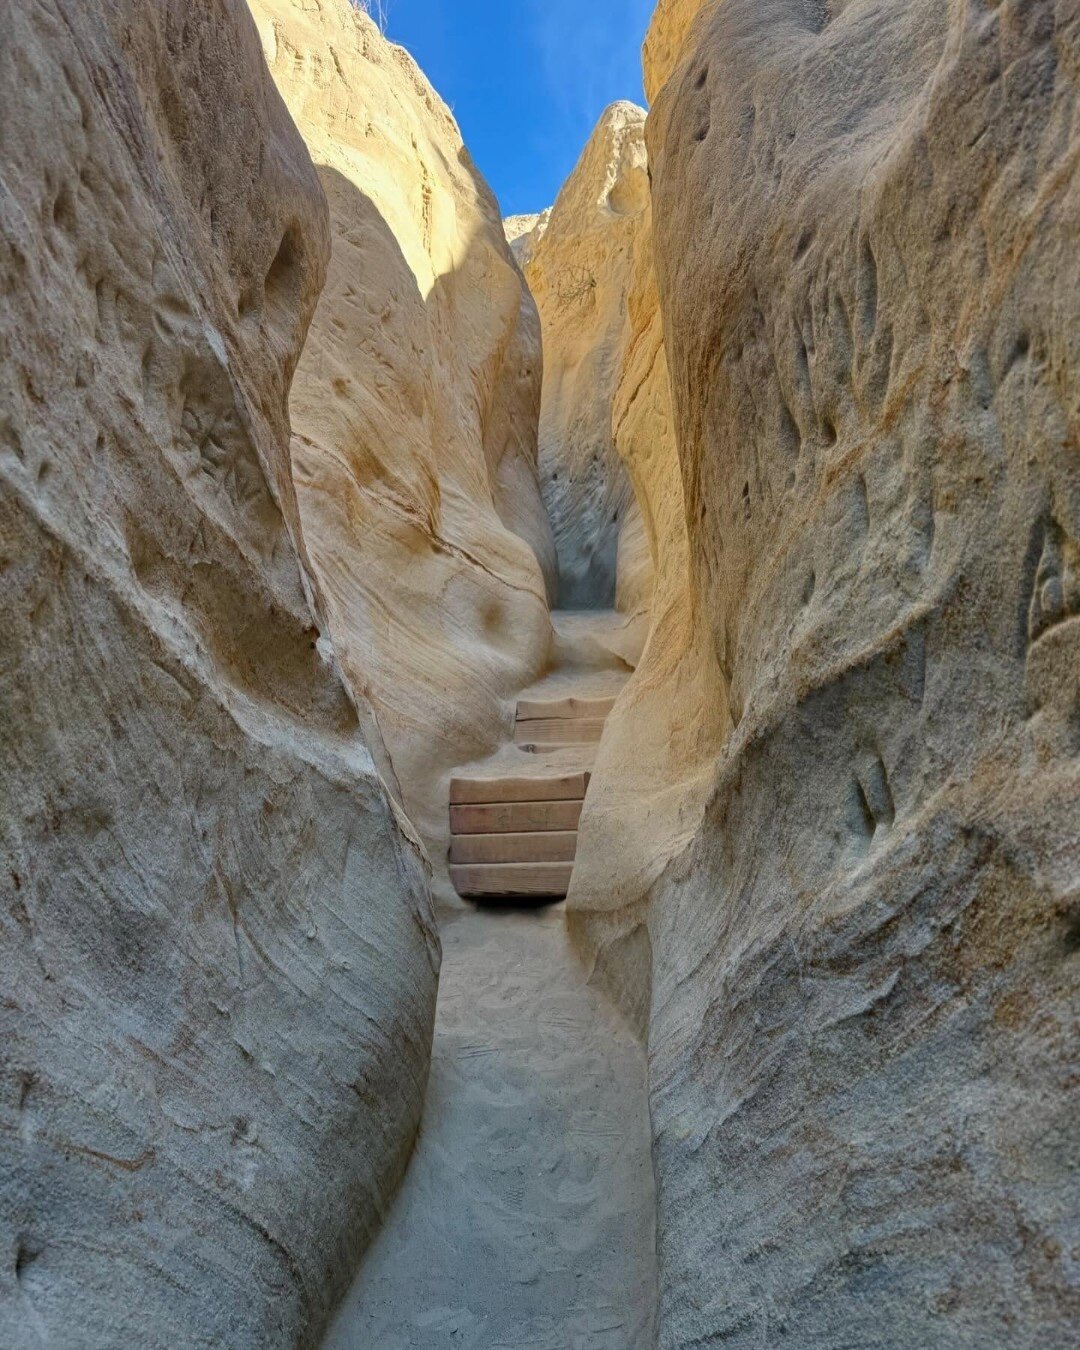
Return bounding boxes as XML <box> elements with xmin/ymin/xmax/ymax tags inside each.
<box><xmin>327</xmin><ymin>614</ymin><xmax>657</xmax><ymax>1349</ymax></box>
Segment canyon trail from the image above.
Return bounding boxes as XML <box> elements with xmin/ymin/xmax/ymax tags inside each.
<box><xmin>328</xmin><ymin>610</ymin><xmax>657</xmax><ymax>1350</ymax></box>
<box><xmin>2</xmin><ymin>0</ymin><xmax>1076</xmax><ymax>1346</ymax></box>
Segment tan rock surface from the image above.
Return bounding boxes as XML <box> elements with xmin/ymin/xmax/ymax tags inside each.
<box><xmin>572</xmin><ymin>0</ymin><xmax>1080</xmax><ymax>1344</ymax></box>
<box><xmin>504</xmin><ymin>210</ymin><xmax>550</xmax><ymax>268</ymax></box>
<box><xmin>0</xmin><ymin>1</ymin><xmax>437</xmax><ymax>1343</ymax></box>
<box><xmin>524</xmin><ymin>103</ymin><xmax>647</xmax><ymax>607</ymax></box>
<box><xmin>642</xmin><ymin>0</ymin><xmax>709</xmax><ymax>104</ymax></box>
<box><xmin>251</xmin><ymin>0</ymin><xmax>557</xmax><ymax>903</ymax></box>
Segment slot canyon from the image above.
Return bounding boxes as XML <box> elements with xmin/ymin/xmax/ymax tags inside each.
<box><xmin>1</xmin><ymin>0</ymin><xmax>1077</xmax><ymax>1346</ymax></box>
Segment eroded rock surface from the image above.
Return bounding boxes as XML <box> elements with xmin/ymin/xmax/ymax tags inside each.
<box><xmin>642</xmin><ymin>0</ymin><xmax>709</xmax><ymax>104</ymax></box>
<box><xmin>0</xmin><ymin>2</ymin><xmax>437</xmax><ymax>1344</ymax></box>
<box><xmin>524</xmin><ymin>103</ymin><xmax>648</xmax><ymax>608</ymax></box>
<box><xmin>250</xmin><ymin>0</ymin><xmax>557</xmax><ymax>903</ymax></box>
<box><xmin>575</xmin><ymin>0</ymin><xmax>1080</xmax><ymax>1344</ymax></box>
<box><xmin>504</xmin><ymin>210</ymin><xmax>550</xmax><ymax>268</ymax></box>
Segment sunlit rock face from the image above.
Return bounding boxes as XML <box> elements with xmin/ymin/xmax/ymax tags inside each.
<box><xmin>251</xmin><ymin>0</ymin><xmax>557</xmax><ymax>904</ymax></box>
<box><xmin>642</xmin><ymin>0</ymin><xmax>710</xmax><ymax>104</ymax></box>
<box><xmin>504</xmin><ymin>211</ymin><xmax>550</xmax><ymax>268</ymax></box>
<box><xmin>524</xmin><ymin>102</ymin><xmax>649</xmax><ymax>609</ymax></box>
<box><xmin>515</xmin><ymin>97</ymin><xmax>723</xmax><ymax>990</ymax></box>
<box><xmin>583</xmin><ymin>0</ymin><xmax>1080</xmax><ymax>1344</ymax></box>
<box><xmin>0</xmin><ymin>1</ymin><xmax>438</xmax><ymax>1344</ymax></box>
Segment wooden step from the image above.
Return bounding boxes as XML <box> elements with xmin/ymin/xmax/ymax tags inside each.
<box><xmin>514</xmin><ymin>716</ymin><xmax>607</xmax><ymax>745</ymax></box>
<box><xmin>515</xmin><ymin>695</ymin><xmax>617</xmax><ymax>721</ymax></box>
<box><xmin>449</xmin><ymin>772</ymin><xmax>588</xmax><ymax>805</ymax></box>
<box><xmin>449</xmin><ymin>799</ymin><xmax>583</xmax><ymax>835</ymax></box>
<box><xmin>449</xmin><ymin>830</ymin><xmax>578</xmax><ymax>864</ymax></box>
<box><xmin>449</xmin><ymin>861</ymin><xmax>574</xmax><ymax>898</ymax></box>
<box><xmin>516</xmin><ymin>743</ymin><xmax>597</xmax><ymax>756</ymax></box>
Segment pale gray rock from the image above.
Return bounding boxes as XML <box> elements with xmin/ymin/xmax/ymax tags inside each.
<box><xmin>577</xmin><ymin>0</ymin><xmax>1080</xmax><ymax>1345</ymax></box>
<box><xmin>0</xmin><ymin>2</ymin><xmax>438</xmax><ymax>1345</ymax></box>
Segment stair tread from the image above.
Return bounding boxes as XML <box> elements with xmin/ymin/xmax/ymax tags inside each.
<box><xmin>450</xmin><ymin>800</ymin><xmax>583</xmax><ymax>834</ymax></box>
<box><xmin>450</xmin><ymin>831</ymin><xmax>578</xmax><ymax>864</ymax></box>
<box><xmin>450</xmin><ymin>771</ymin><xmax>589</xmax><ymax>804</ymax></box>
<box><xmin>514</xmin><ymin>717</ymin><xmax>606</xmax><ymax>745</ymax></box>
<box><xmin>449</xmin><ymin>861</ymin><xmax>574</xmax><ymax>898</ymax></box>
<box><xmin>515</xmin><ymin>694</ymin><xmax>617</xmax><ymax>721</ymax></box>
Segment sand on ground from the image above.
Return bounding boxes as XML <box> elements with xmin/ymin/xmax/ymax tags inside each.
<box><xmin>324</xmin><ymin>901</ymin><xmax>658</xmax><ymax>1349</ymax></box>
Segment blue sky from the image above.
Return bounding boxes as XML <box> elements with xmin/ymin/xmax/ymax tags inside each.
<box><xmin>373</xmin><ymin>0</ymin><xmax>654</xmax><ymax>217</ymax></box>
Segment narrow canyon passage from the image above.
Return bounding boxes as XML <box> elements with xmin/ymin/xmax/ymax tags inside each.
<box><xmin>326</xmin><ymin>614</ymin><xmax>657</xmax><ymax>1350</ymax></box>
<box><xmin>6</xmin><ymin>2</ymin><xmax>1075</xmax><ymax>1346</ymax></box>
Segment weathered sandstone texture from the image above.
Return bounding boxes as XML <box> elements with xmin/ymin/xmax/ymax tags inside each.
<box><xmin>576</xmin><ymin>0</ymin><xmax>1080</xmax><ymax>1344</ymax></box>
<box><xmin>0</xmin><ymin>2</ymin><xmax>438</xmax><ymax>1344</ymax></box>
<box><xmin>504</xmin><ymin>211</ymin><xmax>550</xmax><ymax>269</ymax></box>
<box><xmin>250</xmin><ymin>0</ymin><xmax>557</xmax><ymax>903</ymax></box>
<box><xmin>524</xmin><ymin>103</ymin><xmax>648</xmax><ymax>608</ymax></box>
<box><xmin>642</xmin><ymin>0</ymin><xmax>708</xmax><ymax>104</ymax></box>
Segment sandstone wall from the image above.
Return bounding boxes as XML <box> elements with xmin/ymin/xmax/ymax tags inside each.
<box><xmin>0</xmin><ymin>2</ymin><xmax>438</xmax><ymax>1344</ymax></box>
<box><xmin>250</xmin><ymin>0</ymin><xmax>557</xmax><ymax>903</ymax></box>
<box><xmin>642</xmin><ymin>0</ymin><xmax>709</xmax><ymax>104</ymax></box>
<box><xmin>577</xmin><ymin>0</ymin><xmax>1080</xmax><ymax>1343</ymax></box>
<box><xmin>524</xmin><ymin>103</ymin><xmax>647</xmax><ymax>609</ymax></box>
<box><xmin>567</xmin><ymin>133</ymin><xmax>726</xmax><ymax>1032</ymax></box>
<box><xmin>504</xmin><ymin>211</ymin><xmax>550</xmax><ymax>268</ymax></box>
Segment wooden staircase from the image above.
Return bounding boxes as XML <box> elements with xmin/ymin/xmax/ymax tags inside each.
<box><xmin>449</xmin><ymin>695</ymin><xmax>616</xmax><ymax>900</ymax></box>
